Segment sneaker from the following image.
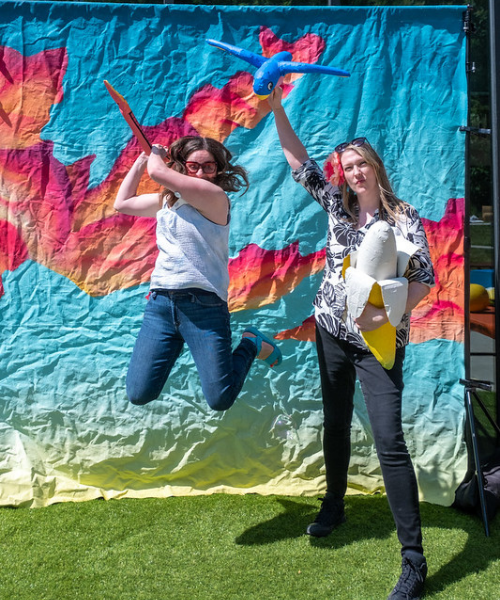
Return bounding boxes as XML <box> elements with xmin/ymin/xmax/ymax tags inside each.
<box><xmin>387</xmin><ymin>557</ymin><xmax>427</xmax><ymax>600</ymax></box>
<box><xmin>306</xmin><ymin>495</ymin><xmax>346</xmax><ymax>537</ymax></box>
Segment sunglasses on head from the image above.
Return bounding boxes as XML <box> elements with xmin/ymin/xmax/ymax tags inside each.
<box><xmin>184</xmin><ymin>161</ymin><xmax>217</xmax><ymax>174</ymax></box>
<box><xmin>334</xmin><ymin>137</ymin><xmax>369</xmax><ymax>154</ymax></box>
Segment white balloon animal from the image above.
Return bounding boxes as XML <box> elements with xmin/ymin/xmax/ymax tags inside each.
<box><xmin>343</xmin><ymin>221</ymin><xmax>419</xmax><ymax>369</ymax></box>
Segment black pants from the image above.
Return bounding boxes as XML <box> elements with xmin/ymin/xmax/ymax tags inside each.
<box><xmin>315</xmin><ymin>323</ymin><xmax>423</xmax><ymax>559</ymax></box>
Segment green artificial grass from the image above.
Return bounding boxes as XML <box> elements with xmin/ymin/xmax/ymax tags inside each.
<box><xmin>0</xmin><ymin>494</ymin><xmax>498</xmax><ymax>600</ymax></box>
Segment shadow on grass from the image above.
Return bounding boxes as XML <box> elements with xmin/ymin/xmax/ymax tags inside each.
<box><xmin>235</xmin><ymin>494</ymin><xmax>499</xmax><ymax>594</ymax></box>
<box><xmin>235</xmin><ymin>494</ymin><xmax>394</xmax><ymax>547</ymax></box>
<box><xmin>234</xmin><ymin>497</ymin><xmax>318</xmax><ymax>545</ymax></box>
<box><xmin>420</xmin><ymin>503</ymin><xmax>499</xmax><ymax>596</ymax></box>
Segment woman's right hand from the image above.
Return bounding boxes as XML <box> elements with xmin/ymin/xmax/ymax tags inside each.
<box><xmin>268</xmin><ymin>86</ymin><xmax>284</xmax><ymax>112</ymax></box>
<box><xmin>135</xmin><ymin>151</ymin><xmax>149</xmax><ymax>167</ymax></box>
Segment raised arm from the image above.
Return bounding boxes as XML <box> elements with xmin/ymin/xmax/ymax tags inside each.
<box><xmin>147</xmin><ymin>145</ymin><xmax>229</xmax><ymax>225</ymax></box>
<box><xmin>268</xmin><ymin>86</ymin><xmax>310</xmax><ymax>170</ymax></box>
<box><xmin>114</xmin><ymin>152</ymin><xmax>162</xmax><ymax>218</ymax></box>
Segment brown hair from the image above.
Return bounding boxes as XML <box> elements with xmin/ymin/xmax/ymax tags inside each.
<box><xmin>161</xmin><ymin>136</ymin><xmax>249</xmax><ymax>207</ymax></box>
<box><xmin>339</xmin><ymin>143</ymin><xmax>406</xmax><ymax>224</ymax></box>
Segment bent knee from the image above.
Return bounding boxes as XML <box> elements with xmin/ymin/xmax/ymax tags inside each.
<box><xmin>127</xmin><ymin>386</ymin><xmax>159</xmax><ymax>406</ymax></box>
<box><xmin>128</xmin><ymin>396</ymin><xmax>156</xmax><ymax>406</ymax></box>
<box><xmin>204</xmin><ymin>391</ymin><xmax>235</xmax><ymax>412</ymax></box>
<box><xmin>128</xmin><ymin>397</ymin><xmax>152</xmax><ymax>406</ymax></box>
<box><xmin>207</xmin><ymin>399</ymin><xmax>233</xmax><ymax>412</ymax></box>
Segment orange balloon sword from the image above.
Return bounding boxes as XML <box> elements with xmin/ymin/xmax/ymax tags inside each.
<box><xmin>104</xmin><ymin>80</ymin><xmax>152</xmax><ymax>154</ymax></box>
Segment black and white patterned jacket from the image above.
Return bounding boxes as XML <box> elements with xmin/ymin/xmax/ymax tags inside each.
<box><xmin>292</xmin><ymin>159</ymin><xmax>435</xmax><ymax>350</ymax></box>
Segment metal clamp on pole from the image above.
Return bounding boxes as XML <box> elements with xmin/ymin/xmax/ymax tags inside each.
<box><xmin>459</xmin><ymin>126</ymin><xmax>492</xmax><ymax>135</ymax></box>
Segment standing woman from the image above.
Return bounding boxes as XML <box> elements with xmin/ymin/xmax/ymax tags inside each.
<box><xmin>268</xmin><ymin>88</ymin><xmax>434</xmax><ymax>600</ymax></box>
<box><xmin>115</xmin><ymin>136</ymin><xmax>282</xmax><ymax>412</ymax></box>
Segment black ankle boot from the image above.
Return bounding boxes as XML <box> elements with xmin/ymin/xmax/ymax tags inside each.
<box><xmin>387</xmin><ymin>556</ymin><xmax>427</xmax><ymax>600</ymax></box>
<box><xmin>306</xmin><ymin>495</ymin><xmax>346</xmax><ymax>537</ymax></box>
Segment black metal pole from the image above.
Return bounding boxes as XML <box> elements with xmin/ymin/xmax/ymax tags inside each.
<box><xmin>462</xmin><ymin>381</ymin><xmax>491</xmax><ymax>536</ymax></box>
<box><xmin>490</xmin><ymin>0</ymin><xmax>500</xmax><ymax>437</ymax></box>
<box><xmin>463</xmin><ymin>7</ymin><xmax>473</xmax><ymax>382</ymax></box>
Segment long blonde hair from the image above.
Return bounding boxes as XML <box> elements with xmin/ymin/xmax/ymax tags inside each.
<box><xmin>339</xmin><ymin>143</ymin><xmax>406</xmax><ymax>224</ymax></box>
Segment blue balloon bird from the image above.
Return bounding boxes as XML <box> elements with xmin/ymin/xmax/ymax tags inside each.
<box><xmin>206</xmin><ymin>38</ymin><xmax>350</xmax><ymax>99</ymax></box>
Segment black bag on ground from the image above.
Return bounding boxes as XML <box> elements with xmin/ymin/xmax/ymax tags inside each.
<box><xmin>454</xmin><ymin>449</ymin><xmax>500</xmax><ymax>520</ymax></box>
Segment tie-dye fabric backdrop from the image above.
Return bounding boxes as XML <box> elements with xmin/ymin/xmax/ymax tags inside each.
<box><xmin>0</xmin><ymin>2</ymin><xmax>467</xmax><ymax>508</ymax></box>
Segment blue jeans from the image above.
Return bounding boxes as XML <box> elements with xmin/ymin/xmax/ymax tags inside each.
<box><xmin>126</xmin><ymin>289</ymin><xmax>257</xmax><ymax>411</ymax></box>
<box><xmin>315</xmin><ymin>323</ymin><xmax>424</xmax><ymax>560</ymax></box>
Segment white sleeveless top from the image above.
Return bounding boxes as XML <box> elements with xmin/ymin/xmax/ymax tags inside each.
<box><xmin>150</xmin><ymin>195</ymin><xmax>230</xmax><ymax>302</ymax></box>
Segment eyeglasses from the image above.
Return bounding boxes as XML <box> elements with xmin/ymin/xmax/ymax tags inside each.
<box><xmin>184</xmin><ymin>161</ymin><xmax>217</xmax><ymax>175</ymax></box>
<box><xmin>334</xmin><ymin>137</ymin><xmax>369</xmax><ymax>154</ymax></box>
